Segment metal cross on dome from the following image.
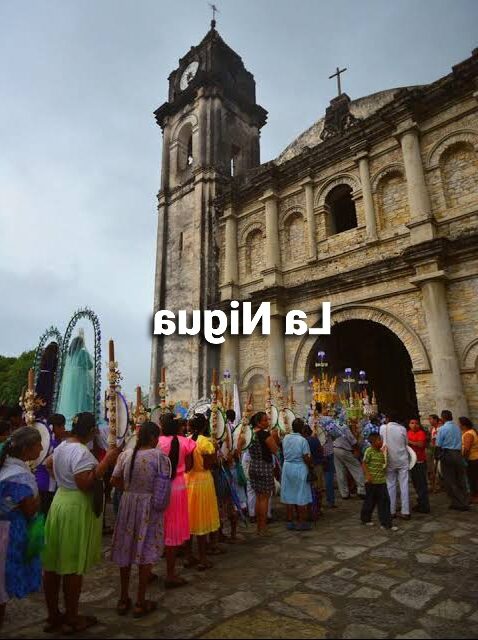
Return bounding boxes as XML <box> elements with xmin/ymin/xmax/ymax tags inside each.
<box><xmin>329</xmin><ymin>66</ymin><xmax>348</xmax><ymax>96</ymax></box>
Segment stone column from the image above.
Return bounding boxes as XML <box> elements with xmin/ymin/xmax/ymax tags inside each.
<box><xmin>160</xmin><ymin>121</ymin><xmax>171</xmax><ymax>191</ymax></box>
<box><xmin>355</xmin><ymin>151</ymin><xmax>378</xmax><ymax>241</ymax></box>
<box><xmin>412</xmin><ymin>271</ymin><xmax>469</xmax><ymax>417</ymax></box>
<box><xmin>395</xmin><ymin>120</ymin><xmax>436</xmax><ymax>243</ymax></box>
<box><xmin>301</xmin><ymin>178</ymin><xmax>318</xmax><ymax>261</ymax></box>
<box><xmin>223</xmin><ymin>208</ymin><xmax>238</xmax><ymax>284</ymax></box>
<box><xmin>196</xmin><ymin>89</ymin><xmax>207</xmax><ymax>167</ymax></box>
<box><xmin>268</xmin><ymin>314</ymin><xmax>287</xmax><ymax>388</ymax></box>
<box><xmin>221</xmin><ymin>204</ymin><xmax>239</xmax><ymax>301</ymax></box>
<box><xmin>260</xmin><ymin>189</ymin><xmax>282</xmax><ymax>287</ymax></box>
<box><xmin>263</xmin><ymin>190</ymin><xmax>281</xmax><ymax>269</ymax></box>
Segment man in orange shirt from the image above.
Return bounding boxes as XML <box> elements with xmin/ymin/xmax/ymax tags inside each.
<box><xmin>408</xmin><ymin>419</ymin><xmax>430</xmax><ymax>513</ymax></box>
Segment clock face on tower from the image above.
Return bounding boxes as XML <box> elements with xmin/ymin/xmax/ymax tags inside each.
<box><xmin>180</xmin><ymin>61</ymin><xmax>199</xmax><ymax>91</ymax></box>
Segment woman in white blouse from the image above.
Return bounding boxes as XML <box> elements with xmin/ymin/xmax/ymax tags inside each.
<box><xmin>42</xmin><ymin>412</ymin><xmax>118</xmax><ymax>634</ymax></box>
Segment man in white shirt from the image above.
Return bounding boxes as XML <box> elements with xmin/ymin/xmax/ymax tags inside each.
<box><xmin>380</xmin><ymin>412</ymin><xmax>410</xmax><ymax>519</ymax></box>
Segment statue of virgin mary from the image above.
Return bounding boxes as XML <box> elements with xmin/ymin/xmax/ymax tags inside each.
<box><xmin>56</xmin><ymin>329</ymin><xmax>94</xmax><ymax>426</ymax></box>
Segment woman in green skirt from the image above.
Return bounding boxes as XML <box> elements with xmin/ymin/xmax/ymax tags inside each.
<box><xmin>42</xmin><ymin>412</ymin><xmax>118</xmax><ymax>634</ymax></box>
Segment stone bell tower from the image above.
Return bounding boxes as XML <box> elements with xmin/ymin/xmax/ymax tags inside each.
<box><xmin>150</xmin><ymin>20</ymin><xmax>268</xmax><ymax>404</ymax></box>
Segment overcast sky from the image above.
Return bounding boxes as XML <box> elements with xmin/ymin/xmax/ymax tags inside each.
<box><xmin>1</xmin><ymin>0</ymin><xmax>477</xmax><ymax>400</ymax></box>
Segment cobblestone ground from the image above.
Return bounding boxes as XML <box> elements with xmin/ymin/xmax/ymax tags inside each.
<box><xmin>2</xmin><ymin>493</ymin><xmax>477</xmax><ymax>639</ymax></box>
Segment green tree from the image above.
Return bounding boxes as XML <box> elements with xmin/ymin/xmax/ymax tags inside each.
<box><xmin>0</xmin><ymin>350</ymin><xmax>35</xmax><ymax>405</ymax></box>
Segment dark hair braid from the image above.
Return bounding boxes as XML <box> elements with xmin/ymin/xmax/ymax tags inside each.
<box><xmin>160</xmin><ymin>412</ymin><xmax>180</xmax><ymax>479</ymax></box>
<box><xmin>129</xmin><ymin>421</ymin><xmax>160</xmax><ymax>482</ymax></box>
<box><xmin>190</xmin><ymin>414</ymin><xmax>208</xmax><ymax>441</ymax></box>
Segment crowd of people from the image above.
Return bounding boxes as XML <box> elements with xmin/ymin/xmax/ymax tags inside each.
<box><xmin>0</xmin><ymin>401</ymin><xmax>476</xmax><ymax>633</ymax></box>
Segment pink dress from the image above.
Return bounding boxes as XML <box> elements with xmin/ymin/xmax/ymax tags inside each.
<box><xmin>158</xmin><ymin>435</ymin><xmax>196</xmax><ymax>547</ymax></box>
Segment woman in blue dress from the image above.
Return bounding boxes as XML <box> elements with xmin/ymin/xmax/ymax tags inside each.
<box><xmin>0</xmin><ymin>427</ymin><xmax>43</xmax><ymax>628</ymax></box>
<box><xmin>281</xmin><ymin>418</ymin><xmax>313</xmax><ymax>531</ymax></box>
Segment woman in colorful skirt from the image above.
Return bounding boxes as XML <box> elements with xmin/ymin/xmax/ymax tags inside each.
<box><xmin>185</xmin><ymin>414</ymin><xmax>220</xmax><ymax>570</ymax></box>
<box><xmin>281</xmin><ymin>418</ymin><xmax>313</xmax><ymax>530</ymax></box>
<box><xmin>158</xmin><ymin>413</ymin><xmax>196</xmax><ymax>588</ymax></box>
<box><xmin>42</xmin><ymin>412</ymin><xmax>119</xmax><ymax>634</ymax></box>
<box><xmin>248</xmin><ymin>412</ymin><xmax>279</xmax><ymax>536</ymax></box>
<box><xmin>111</xmin><ymin>421</ymin><xmax>170</xmax><ymax>617</ymax></box>
<box><xmin>0</xmin><ymin>427</ymin><xmax>43</xmax><ymax>629</ymax></box>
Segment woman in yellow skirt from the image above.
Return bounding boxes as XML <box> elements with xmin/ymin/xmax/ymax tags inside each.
<box><xmin>185</xmin><ymin>414</ymin><xmax>220</xmax><ymax>570</ymax></box>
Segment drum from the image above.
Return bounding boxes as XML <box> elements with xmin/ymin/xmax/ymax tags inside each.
<box><xmin>105</xmin><ymin>391</ymin><xmax>130</xmax><ymax>445</ymax></box>
<box><xmin>232</xmin><ymin>424</ymin><xmax>253</xmax><ymax>451</ymax></box>
<box><xmin>149</xmin><ymin>405</ymin><xmax>162</xmax><ymax>425</ymax></box>
<box><xmin>124</xmin><ymin>432</ymin><xmax>137</xmax><ymax>452</ymax></box>
<box><xmin>31</xmin><ymin>421</ymin><xmax>53</xmax><ymax>468</ymax></box>
<box><xmin>278</xmin><ymin>408</ymin><xmax>296</xmax><ymax>433</ymax></box>
<box><xmin>270</xmin><ymin>405</ymin><xmax>279</xmax><ymax>429</ymax></box>
<box><xmin>407</xmin><ymin>445</ymin><xmax>417</xmax><ymax>470</ymax></box>
<box><xmin>187</xmin><ymin>398</ymin><xmax>211</xmax><ymax>419</ymax></box>
<box><xmin>210</xmin><ymin>409</ymin><xmax>226</xmax><ymax>442</ymax></box>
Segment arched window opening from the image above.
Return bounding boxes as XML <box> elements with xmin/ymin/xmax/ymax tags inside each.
<box><xmin>377</xmin><ymin>171</ymin><xmax>409</xmax><ymax>229</ymax></box>
<box><xmin>325</xmin><ymin>184</ymin><xmax>357</xmax><ymax>235</ymax></box>
<box><xmin>179</xmin><ymin>232</ymin><xmax>184</xmax><ymax>257</ymax></box>
<box><xmin>245</xmin><ymin>229</ymin><xmax>263</xmax><ymax>278</ymax></box>
<box><xmin>177</xmin><ymin>122</ymin><xmax>194</xmax><ymax>173</ymax></box>
<box><xmin>230</xmin><ymin>144</ymin><xmax>240</xmax><ymax>177</ymax></box>
<box><xmin>285</xmin><ymin>213</ymin><xmax>305</xmax><ymax>263</ymax></box>
<box><xmin>247</xmin><ymin>374</ymin><xmax>266</xmax><ymax>412</ymax></box>
<box><xmin>439</xmin><ymin>141</ymin><xmax>478</xmax><ymax>208</ymax></box>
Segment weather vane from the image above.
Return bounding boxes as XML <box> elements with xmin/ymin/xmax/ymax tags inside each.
<box><xmin>209</xmin><ymin>3</ymin><xmax>219</xmax><ymax>28</ymax></box>
<box><xmin>329</xmin><ymin>66</ymin><xmax>347</xmax><ymax>97</ymax></box>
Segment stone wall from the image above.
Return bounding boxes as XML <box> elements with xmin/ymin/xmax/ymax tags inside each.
<box><xmin>225</xmin><ymin>92</ymin><xmax>478</xmax><ymax>420</ymax></box>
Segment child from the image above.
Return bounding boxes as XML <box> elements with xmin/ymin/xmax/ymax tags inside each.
<box><xmin>185</xmin><ymin>414</ymin><xmax>220</xmax><ymax>570</ymax></box>
<box><xmin>361</xmin><ymin>433</ymin><xmax>397</xmax><ymax>531</ymax></box>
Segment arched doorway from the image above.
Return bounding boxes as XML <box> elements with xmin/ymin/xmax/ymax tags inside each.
<box><xmin>308</xmin><ymin>319</ymin><xmax>418</xmax><ymax>420</ymax></box>
<box><xmin>247</xmin><ymin>373</ymin><xmax>266</xmax><ymax>412</ymax></box>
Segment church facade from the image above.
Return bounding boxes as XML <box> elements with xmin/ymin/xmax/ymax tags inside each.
<box><xmin>151</xmin><ymin>23</ymin><xmax>478</xmax><ymax>422</ymax></box>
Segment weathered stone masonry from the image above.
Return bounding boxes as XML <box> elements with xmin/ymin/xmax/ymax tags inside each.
<box><xmin>151</xmin><ymin>25</ymin><xmax>478</xmax><ymax>422</ymax></box>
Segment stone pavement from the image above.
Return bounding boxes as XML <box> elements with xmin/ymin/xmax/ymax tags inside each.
<box><xmin>2</xmin><ymin>493</ymin><xmax>477</xmax><ymax>639</ymax></box>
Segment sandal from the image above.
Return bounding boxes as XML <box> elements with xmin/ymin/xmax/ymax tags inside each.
<box><xmin>207</xmin><ymin>546</ymin><xmax>226</xmax><ymax>556</ymax></box>
<box><xmin>196</xmin><ymin>561</ymin><xmax>213</xmax><ymax>571</ymax></box>
<box><xmin>43</xmin><ymin>614</ymin><xmax>64</xmax><ymax>633</ymax></box>
<box><xmin>116</xmin><ymin>597</ymin><xmax>132</xmax><ymax>616</ymax></box>
<box><xmin>164</xmin><ymin>576</ymin><xmax>188</xmax><ymax>589</ymax></box>
<box><xmin>183</xmin><ymin>556</ymin><xmax>199</xmax><ymax>569</ymax></box>
<box><xmin>62</xmin><ymin>615</ymin><xmax>98</xmax><ymax>635</ymax></box>
<box><xmin>133</xmin><ymin>600</ymin><xmax>157</xmax><ymax>619</ymax></box>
